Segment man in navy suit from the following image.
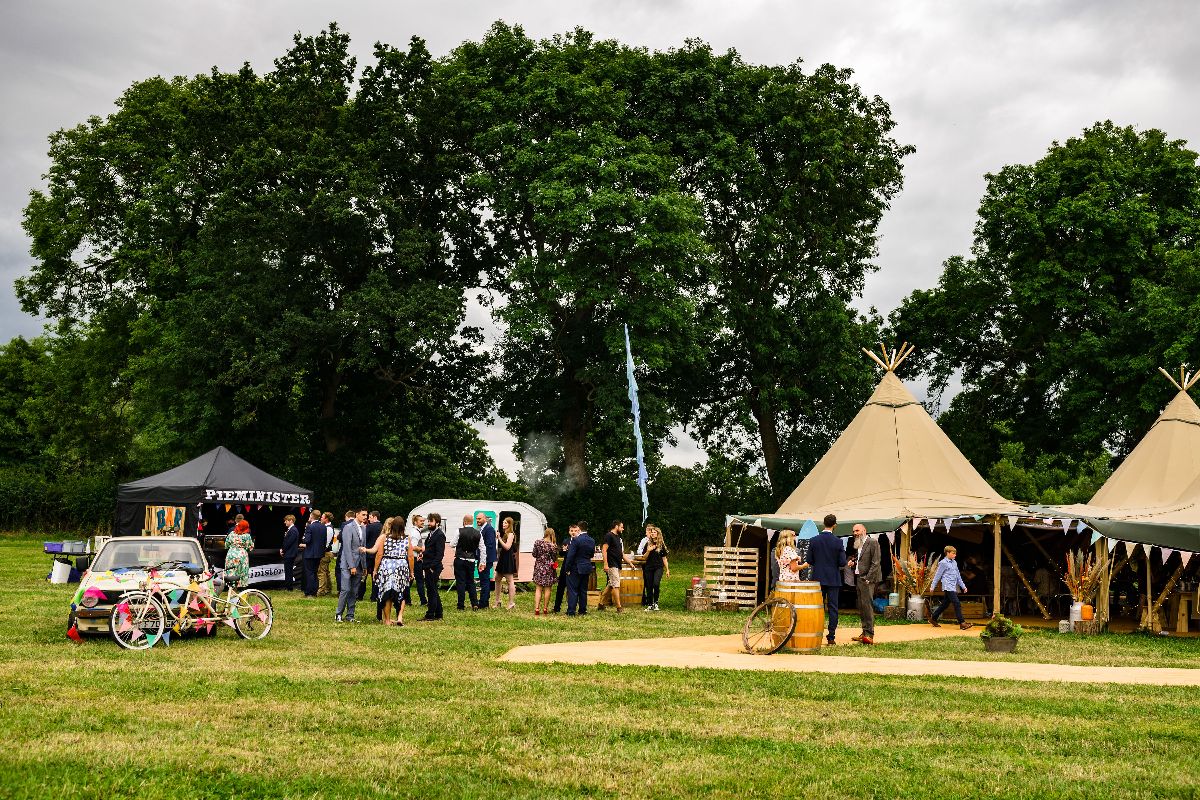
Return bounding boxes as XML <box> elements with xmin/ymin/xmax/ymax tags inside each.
<box><xmin>279</xmin><ymin>514</ymin><xmax>300</xmax><ymax>591</ymax></box>
<box><xmin>564</xmin><ymin>521</ymin><xmax>596</xmax><ymax>616</ymax></box>
<box><xmin>300</xmin><ymin>510</ymin><xmax>326</xmax><ymax>597</ymax></box>
<box><xmin>476</xmin><ymin>512</ymin><xmax>498</xmax><ymax>610</ymax></box>
<box><xmin>807</xmin><ymin>514</ymin><xmax>848</xmax><ymax>646</ymax></box>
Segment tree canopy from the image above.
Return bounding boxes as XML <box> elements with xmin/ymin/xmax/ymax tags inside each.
<box><xmin>895</xmin><ymin>121</ymin><xmax>1200</xmax><ymax>469</ymax></box>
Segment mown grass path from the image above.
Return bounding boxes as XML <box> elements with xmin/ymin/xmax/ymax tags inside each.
<box><xmin>3</xmin><ymin>535</ymin><xmax>1198</xmax><ymax>799</ymax></box>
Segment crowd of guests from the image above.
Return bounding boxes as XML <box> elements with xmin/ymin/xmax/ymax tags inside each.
<box><xmin>253</xmin><ymin>511</ymin><xmax>671</xmax><ymax>625</ymax></box>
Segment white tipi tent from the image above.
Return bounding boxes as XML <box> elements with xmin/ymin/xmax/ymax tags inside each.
<box><xmin>735</xmin><ymin>344</ymin><xmax>1024</xmax><ymax>532</ymax></box>
<box><xmin>1049</xmin><ymin>367</ymin><xmax>1200</xmax><ymax>552</ymax></box>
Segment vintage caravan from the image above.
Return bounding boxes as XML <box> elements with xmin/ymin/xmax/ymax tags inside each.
<box><xmin>405</xmin><ymin>499</ymin><xmax>548</xmax><ymax>582</ymax></box>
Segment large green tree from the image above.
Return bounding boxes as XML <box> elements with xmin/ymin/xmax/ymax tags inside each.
<box><xmin>636</xmin><ymin>43</ymin><xmax>910</xmax><ymax>499</ymax></box>
<box><xmin>894</xmin><ymin>121</ymin><xmax>1200</xmax><ymax>468</ymax></box>
<box><xmin>18</xmin><ymin>25</ymin><xmax>503</xmax><ymax>507</ymax></box>
<box><xmin>440</xmin><ymin>24</ymin><xmax>708</xmax><ymax>491</ymax></box>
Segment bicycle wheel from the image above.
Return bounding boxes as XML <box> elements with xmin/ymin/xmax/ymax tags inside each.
<box><xmin>232</xmin><ymin>589</ymin><xmax>274</xmax><ymax>640</ymax></box>
<box><xmin>742</xmin><ymin>597</ymin><xmax>796</xmax><ymax>655</ymax></box>
<box><xmin>110</xmin><ymin>592</ymin><xmax>166</xmax><ymax>651</ymax></box>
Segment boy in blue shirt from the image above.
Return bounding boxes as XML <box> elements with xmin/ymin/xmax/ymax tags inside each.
<box><xmin>929</xmin><ymin>545</ymin><xmax>974</xmax><ymax>630</ymax></box>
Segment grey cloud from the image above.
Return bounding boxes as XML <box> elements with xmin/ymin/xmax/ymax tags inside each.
<box><xmin>4</xmin><ymin>1</ymin><xmax>1200</xmax><ymax>471</ymax></box>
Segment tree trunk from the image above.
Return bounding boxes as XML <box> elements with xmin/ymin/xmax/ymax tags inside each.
<box><xmin>319</xmin><ymin>360</ymin><xmax>343</xmax><ymax>454</ymax></box>
<box><xmin>560</xmin><ymin>373</ymin><xmax>592</xmax><ymax>491</ymax></box>
<box><xmin>748</xmin><ymin>387</ymin><xmax>784</xmax><ymax>500</ymax></box>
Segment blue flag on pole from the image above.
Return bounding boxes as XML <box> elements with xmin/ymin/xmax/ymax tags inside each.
<box><xmin>624</xmin><ymin>325</ymin><xmax>649</xmax><ymax>523</ymax></box>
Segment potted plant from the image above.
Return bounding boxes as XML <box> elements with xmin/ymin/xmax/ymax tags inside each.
<box><xmin>1063</xmin><ymin>549</ymin><xmax>1106</xmax><ymax>623</ymax></box>
<box><xmin>980</xmin><ymin>613</ymin><xmax>1023</xmax><ymax>652</ymax></box>
<box><xmin>891</xmin><ymin>553</ymin><xmax>939</xmax><ymax>620</ymax></box>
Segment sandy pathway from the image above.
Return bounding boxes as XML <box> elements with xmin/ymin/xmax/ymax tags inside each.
<box><xmin>500</xmin><ymin>625</ymin><xmax>1200</xmax><ymax>686</ymax></box>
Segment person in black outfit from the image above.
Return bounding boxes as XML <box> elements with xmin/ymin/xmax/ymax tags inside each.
<box><xmin>454</xmin><ymin>515</ymin><xmax>481</xmax><ymax>610</ymax></box>
<box><xmin>359</xmin><ymin>511</ymin><xmax>383</xmax><ymax>601</ymax></box>
<box><xmin>552</xmin><ymin>525</ymin><xmax>574</xmax><ymax>613</ymax></box>
<box><xmin>280</xmin><ymin>514</ymin><xmax>301</xmax><ymax>591</ymax></box>
<box><xmin>420</xmin><ymin>513</ymin><xmax>446</xmax><ymax>620</ymax></box>
<box><xmin>300</xmin><ymin>510</ymin><xmax>326</xmax><ymax>597</ymax></box>
<box><xmin>641</xmin><ymin>525</ymin><xmax>670</xmax><ymax>611</ymax></box>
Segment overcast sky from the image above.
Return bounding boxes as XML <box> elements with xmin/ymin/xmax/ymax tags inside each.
<box><xmin>4</xmin><ymin>1</ymin><xmax>1199</xmax><ymax>475</ymax></box>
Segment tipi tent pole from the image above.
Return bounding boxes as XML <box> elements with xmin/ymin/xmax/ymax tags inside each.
<box><xmin>1143</xmin><ymin>553</ymin><xmax>1154</xmax><ymax>632</ymax></box>
<box><xmin>991</xmin><ymin>516</ymin><xmax>1001</xmax><ymax>617</ymax></box>
<box><xmin>899</xmin><ymin>519</ymin><xmax>911</xmax><ymax>607</ymax></box>
<box><xmin>1095</xmin><ymin>537</ymin><xmax>1111</xmax><ymax>628</ymax></box>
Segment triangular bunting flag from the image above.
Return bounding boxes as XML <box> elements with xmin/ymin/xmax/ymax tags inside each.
<box><xmin>188</xmin><ymin>582</ymin><xmax>201</xmax><ymax>593</ymax></box>
<box><xmin>161</xmin><ymin>630</ymin><xmax>171</xmax><ymax>647</ymax></box>
<box><xmin>206</xmin><ymin>622</ymin><xmax>215</xmax><ymax>634</ymax></box>
<box><xmin>1042</xmin><ymin>518</ymin><xmax>1054</xmax><ymax>526</ymax></box>
<box><xmin>169</xmin><ymin>590</ymin><xmax>183</xmax><ymax>602</ymax></box>
<box><xmin>130</xmin><ymin>628</ymin><xmax>144</xmax><ymax>641</ymax></box>
<box><xmin>251</xmin><ymin>604</ymin><xmax>262</xmax><ymax>615</ymax></box>
<box><xmin>229</xmin><ymin>607</ymin><xmax>241</xmax><ymax>620</ymax></box>
<box><xmin>1182</xmin><ymin>553</ymin><xmax>1193</xmax><ymax>568</ymax></box>
<box><xmin>115</xmin><ymin>601</ymin><xmax>130</xmax><ymax>615</ymax></box>
<box><xmin>1006</xmin><ymin>515</ymin><xmax>1019</xmax><ymax>531</ymax></box>
<box><xmin>1106</xmin><ymin>538</ymin><xmax>1118</xmax><ymax>553</ymax></box>
<box><xmin>927</xmin><ymin>518</ymin><xmax>938</xmax><ymax>532</ymax></box>
<box><xmin>257</xmin><ymin>609</ymin><xmax>269</xmax><ymax>623</ymax></box>
<box><xmin>1060</xmin><ymin>519</ymin><xmax>1073</xmax><ymax>532</ymax></box>
<box><xmin>942</xmin><ymin>518</ymin><xmax>954</xmax><ymax>531</ymax></box>
<box><xmin>145</xmin><ymin>633</ymin><xmax>159</xmax><ymax>647</ymax></box>
<box><xmin>1161</xmin><ymin>548</ymin><xmax>1175</xmax><ymax>565</ymax></box>
<box><xmin>66</xmin><ymin>626</ymin><xmax>82</xmax><ymax>642</ymax></box>
<box><xmin>224</xmin><ymin>618</ymin><xmax>236</xmax><ymax>628</ymax></box>
<box><xmin>225</xmin><ymin>504</ymin><xmax>231</xmax><ymax>512</ymax></box>
<box><xmin>1076</xmin><ymin>520</ymin><xmax>1089</xmax><ymax>533</ymax></box>
<box><xmin>1090</xmin><ymin>532</ymin><xmax>1101</xmax><ymax>545</ymax></box>
<box><xmin>118</xmin><ymin>616</ymin><xmax>133</xmax><ymax>634</ymax></box>
<box><xmin>912</xmin><ymin>518</ymin><xmax>924</xmax><ymax>531</ymax></box>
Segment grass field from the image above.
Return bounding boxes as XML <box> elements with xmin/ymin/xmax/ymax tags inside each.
<box><xmin>3</xmin><ymin>533</ymin><xmax>1200</xmax><ymax>799</ymax></box>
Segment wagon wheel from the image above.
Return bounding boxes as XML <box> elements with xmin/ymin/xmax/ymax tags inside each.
<box><xmin>742</xmin><ymin>597</ymin><xmax>797</xmax><ymax>655</ymax></box>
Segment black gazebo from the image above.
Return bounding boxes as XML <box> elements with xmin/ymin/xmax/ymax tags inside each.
<box><xmin>116</xmin><ymin>447</ymin><xmax>313</xmax><ymax>557</ymax></box>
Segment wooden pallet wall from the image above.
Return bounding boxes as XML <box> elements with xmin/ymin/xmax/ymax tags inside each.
<box><xmin>703</xmin><ymin>546</ymin><xmax>759</xmax><ymax>609</ymax></box>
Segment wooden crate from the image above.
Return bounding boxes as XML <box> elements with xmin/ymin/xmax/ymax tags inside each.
<box><xmin>703</xmin><ymin>546</ymin><xmax>759</xmax><ymax>609</ymax></box>
<box><xmin>925</xmin><ymin>594</ymin><xmax>990</xmax><ymax>620</ymax></box>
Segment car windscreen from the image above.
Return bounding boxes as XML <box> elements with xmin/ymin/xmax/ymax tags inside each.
<box><xmin>91</xmin><ymin>540</ymin><xmax>203</xmax><ymax>572</ymax></box>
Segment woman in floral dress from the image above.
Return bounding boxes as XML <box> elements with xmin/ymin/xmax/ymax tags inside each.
<box><xmin>361</xmin><ymin>517</ymin><xmax>413</xmax><ymax>626</ymax></box>
<box><xmin>531</xmin><ymin>528</ymin><xmax>557</xmax><ymax>616</ymax></box>
<box><xmin>224</xmin><ymin>520</ymin><xmax>254</xmax><ymax>589</ymax></box>
<box><xmin>774</xmin><ymin>529</ymin><xmax>809</xmax><ymax>584</ymax></box>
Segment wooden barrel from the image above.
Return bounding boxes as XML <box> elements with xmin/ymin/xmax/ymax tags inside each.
<box><xmin>774</xmin><ymin>580</ymin><xmax>824</xmax><ymax>653</ymax></box>
<box><xmin>619</xmin><ymin>565</ymin><xmax>644</xmax><ymax>608</ymax></box>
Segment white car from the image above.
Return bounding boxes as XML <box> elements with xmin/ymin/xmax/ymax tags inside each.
<box><xmin>69</xmin><ymin>537</ymin><xmax>214</xmax><ymax>635</ymax></box>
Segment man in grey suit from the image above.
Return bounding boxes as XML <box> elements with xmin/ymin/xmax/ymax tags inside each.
<box><xmin>335</xmin><ymin>507</ymin><xmax>368</xmax><ymax>622</ymax></box>
<box><xmin>850</xmin><ymin>523</ymin><xmax>882</xmax><ymax>644</ymax></box>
